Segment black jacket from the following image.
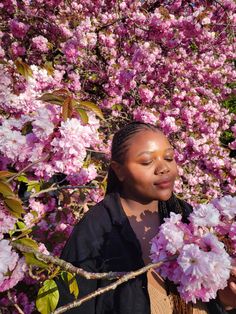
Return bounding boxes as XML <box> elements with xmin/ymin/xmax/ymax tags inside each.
<box><xmin>56</xmin><ymin>192</ymin><xmax>228</xmax><ymax>314</ymax></box>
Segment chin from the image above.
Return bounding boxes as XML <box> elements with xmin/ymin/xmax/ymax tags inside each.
<box><xmin>156</xmin><ymin>192</ymin><xmax>173</xmax><ymax>202</ymax></box>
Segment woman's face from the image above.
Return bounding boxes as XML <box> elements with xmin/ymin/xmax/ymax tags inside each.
<box><xmin>112</xmin><ymin>130</ymin><xmax>178</xmax><ymax>203</ymax></box>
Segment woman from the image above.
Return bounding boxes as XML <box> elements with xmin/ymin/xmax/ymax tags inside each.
<box><xmin>57</xmin><ymin>122</ymin><xmax>236</xmax><ymax>313</ymax></box>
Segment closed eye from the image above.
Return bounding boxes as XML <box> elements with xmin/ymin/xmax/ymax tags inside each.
<box><xmin>165</xmin><ymin>157</ymin><xmax>174</xmax><ymax>161</ymax></box>
<box><xmin>140</xmin><ymin>160</ymin><xmax>153</xmax><ymax>165</ymax></box>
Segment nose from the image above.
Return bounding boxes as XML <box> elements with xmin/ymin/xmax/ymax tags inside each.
<box><xmin>154</xmin><ymin>160</ymin><xmax>170</xmax><ymax>175</ymax></box>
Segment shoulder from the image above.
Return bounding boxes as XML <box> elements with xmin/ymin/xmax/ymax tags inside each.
<box><xmin>61</xmin><ymin>193</ymin><xmax>119</xmax><ymax>263</ymax></box>
<box><xmin>73</xmin><ymin>198</ymin><xmax>112</xmax><ymax>237</ymax></box>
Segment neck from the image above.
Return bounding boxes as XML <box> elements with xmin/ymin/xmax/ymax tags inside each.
<box><xmin>120</xmin><ymin>195</ymin><xmax>158</xmax><ymax>217</ymax></box>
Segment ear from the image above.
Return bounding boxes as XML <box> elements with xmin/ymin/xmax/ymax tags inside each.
<box><xmin>110</xmin><ymin>161</ymin><xmax>125</xmax><ymax>182</ymax></box>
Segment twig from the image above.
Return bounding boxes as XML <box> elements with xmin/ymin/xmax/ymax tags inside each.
<box><xmin>28</xmin><ymin>266</ymin><xmax>42</xmax><ymax>280</ymax></box>
<box><xmin>11</xmin><ymin>242</ymin><xmax>125</xmax><ymax>280</ymax></box>
<box><xmin>53</xmin><ymin>257</ymin><xmax>175</xmax><ymax>314</ymax></box>
<box><xmin>96</xmin><ymin>17</ymin><xmax>125</xmax><ymax>32</ymax></box>
<box><xmin>12</xmin><ymin>243</ymin><xmax>176</xmax><ymax>314</ymax></box>
<box><xmin>7</xmin><ymin>155</ymin><xmax>49</xmax><ymax>183</ymax></box>
<box><xmin>86</xmin><ymin>148</ymin><xmax>106</xmax><ymax>154</ymax></box>
<box><xmin>7</xmin><ymin>291</ymin><xmax>25</xmax><ymax>314</ymax></box>
<box><xmin>57</xmin><ymin>185</ymin><xmax>98</xmax><ymax>190</ymax></box>
<box><xmin>29</xmin><ymin>184</ymin><xmax>97</xmax><ymax>198</ymax></box>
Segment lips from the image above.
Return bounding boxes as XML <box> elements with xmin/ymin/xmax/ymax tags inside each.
<box><xmin>154</xmin><ymin>178</ymin><xmax>173</xmax><ymax>188</ymax></box>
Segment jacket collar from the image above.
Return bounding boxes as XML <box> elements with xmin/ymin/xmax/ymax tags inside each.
<box><xmin>103</xmin><ymin>192</ymin><xmax>127</xmax><ymax>226</ymax></box>
<box><xmin>103</xmin><ymin>192</ymin><xmax>143</xmax><ymax>258</ymax></box>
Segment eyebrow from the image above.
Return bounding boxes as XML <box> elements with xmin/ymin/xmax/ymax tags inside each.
<box><xmin>137</xmin><ymin>147</ymin><xmax>174</xmax><ymax>157</ymax></box>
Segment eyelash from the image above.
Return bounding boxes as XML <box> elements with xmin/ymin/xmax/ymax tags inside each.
<box><xmin>141</xmin><ymin>161</ymin><xmax>153</xmax><ymax>165</ymax></box>
<box><xmin>141</xmin><ymin>158</ymin><xmax>174</xmax><ymax>165</ymax></box>
<box><xmin>165</xmin><ymin>157</ymin><xmax>174</xmax><ymax>161</ymax></box>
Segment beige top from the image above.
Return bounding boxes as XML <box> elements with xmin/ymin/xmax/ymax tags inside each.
<box><xmin>121</xmin><ymin>199</ymin><xmax>209</xmax><ymax>314</ymax></box>
<box><xmin>147</xmin><ymin>270</ymin><xmax>209</xmax><ymax>314</ymax></box>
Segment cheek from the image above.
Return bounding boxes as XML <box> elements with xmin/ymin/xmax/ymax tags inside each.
<box><xmin>124</xmin><ymin>167</ymin><xmax>150</xmax><ymax>185</ymax></box>
<box><xmin>171</xmin><ymin>162</ymin><xmax>178</xmax><ymax>176</ymax></box>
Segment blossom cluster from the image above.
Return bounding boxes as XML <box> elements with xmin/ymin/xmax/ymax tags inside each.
<box><xmin>150</xmin><ymin>195</ymin><xmax>236</xmax><ymax>303</ymax></box>
<box><xmin>0</xmin><ymin>0</ymin><xmax>235</xmax><ymax>204</ymax></box>
<box><xmin>0</xmin><ymin>204</ymin><xmax>17</xmax><ymax>239</ymax></box>
<box><xmin>0</xmin><ymin>239</ymin><xmax>26</xmax><ymax>293</ymax></box>
<box><xmin>0</xmin><ymin>100</ymin><xmax>100</xmax><ymax>181</ymax></box>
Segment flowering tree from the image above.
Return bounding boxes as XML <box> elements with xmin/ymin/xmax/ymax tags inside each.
<box><xmin>0</xmin><ymin>0</ymin><xmax>235</xmax><ymax>313</ymax></box>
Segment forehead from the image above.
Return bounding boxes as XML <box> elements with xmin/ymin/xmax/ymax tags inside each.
<box><xmin>125</xmin><ymin>130</ymin><xmax>171</xmax><ymax>156</ymax></box>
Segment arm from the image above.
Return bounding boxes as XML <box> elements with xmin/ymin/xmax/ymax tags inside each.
<box><xmin>55</xmin><ymin>207</ymin><xmax>106</xmax><ymax>314</ymax></box>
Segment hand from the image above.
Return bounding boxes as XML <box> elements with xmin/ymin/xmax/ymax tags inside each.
<box><xmin>218</xmin><ymin>265</ymin><xmax>236</xmax><ymax>311</ymax></box>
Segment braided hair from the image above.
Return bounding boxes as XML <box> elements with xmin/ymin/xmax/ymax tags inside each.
<box><xmin>106</xmin><ymin>121</ymin><xmax>194</xmax><ymax>314</ymax></box>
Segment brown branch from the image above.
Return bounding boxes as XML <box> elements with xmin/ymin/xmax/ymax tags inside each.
<box><xmin>53</xmin><ymin>257</ymin><xmax>176</xmax><ymax>314</ymax></box>
<box><xmin>11</xmin><ymin>242</ymin><xmax>125</xmax><ymax>280</ymax></box>
<box><xmin>7</xmin><ymin>155</ymin><xmax>49</xmax><ymax>183</ymax></box>
<box><xmin>96</xmin><ymin>17</ymin><xmax>125</xmax><ymax>32</ymax></box>
<box><xmin>7</xmin><ymin>291</ymin><xmax>25</xmax><ymax>314</ymax></box>
<box><xmin>29</xmin><ymin>184</ymin><xmax>97</xmax><ymax>198</ymax></box>
<box><xmin>12</xmin><ymin>242</ymin><xmax>176</xmax><ymax>314</ymax></box>
<box><xmin>142</xmin><ymin>0</ymin><xmax>162</xmax><ymax>13</ymax></box>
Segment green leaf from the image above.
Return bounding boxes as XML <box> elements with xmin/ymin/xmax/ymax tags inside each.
<box><xmin>36</xmin><ymin>279</ymin><xmax>59</xmax><ymax>314</ymax></box>
<box><xmin>61</xmin><ymin>271</ymin><xmax>68</xmax><ymax>282</ymax></box>
<box><xmin>14</xmin><ymin>237</ymin><xmax>39</xmax><ymax>250</ymax></box>
<box><xmin>4</xmin><ymin>197</ymin><xmax>25</xmax><ymax>218</ymax></box>
<box><xmin>67</xmin><ymin>273</ymin><xmax>79</xmax><ymax>299</ymax></box>
<box><xmin>61</xmin><ymin>272</ymin><xmax>79</xmax><ymax>299</ymax></box>
<box><xmin>24</xmin><ymin>252</ymin><xmax>48</xmax><ymax>268</ymax></box>
<box><xmin>27</xmin><ymin>181</ymin><xmax>41</xmax><ymax>192</ymax></box>
<box><xmin>78</xmin><ymin>101</ymin><xmax>105</xmax><ymax>120</ymax></box>
<box><xmin>17</xmin><ymin>175</ymin><xmax>29</xmax><ymax>183</ymax></box>
<box><xmin>111</xmin><ymin>104</ymin><xmax>123</xmax><ymax>111</ymax></box>
<box><xmin>17</xmin><ymin>221</ymin><xmax>27</xmax><ymax>229</ymax></box>
<box><xmin>15</xmin><ymin>58</ymin><xmax>33</xmax><ymax>79</ymax></box>
<box><xmin>76</xmin><ymin>108</ymin><xmax>89</xmax><ymax>124</ymax></box>
<box><xmin>0</xmin><ymin>181</ymin><xmax>14</xmax><ymax>197</ymax></box>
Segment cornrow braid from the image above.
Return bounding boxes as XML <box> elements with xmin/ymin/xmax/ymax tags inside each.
<box><xmin>158</xmin><ymin>194</ymin><xmax>193</xmax><ymax>224</ymax></box>
<box><xmin>106</xmin><ymin>121</ymin><xmax>158</xmax><ymax>195</ymax></box>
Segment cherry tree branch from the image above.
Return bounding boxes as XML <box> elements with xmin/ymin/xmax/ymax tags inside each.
<box><xmin>7</xmin><ymin>155</ymin><xmax>49</xmax><ymax>183</ymax></box>
<box><xmin>12</xmin><ymin>242</ymin><xmax>176</xmax><ymax>314</ymax></box>
<box><xmin>7</xmin><ymin>291</ymin><xmax>25</xmax><ymax>314</ymax></box>
<box><xmin>29</xmin><ymin>184</ymin><xmax>97</xmax><ymax>198</ymax></box>
<box><xmin>11</xmin><ymin>242</ymin><xmax>125</xmax><ymax>280</ymax></box>
<box><xmin>53</xmin><ymin>257</ymin><xmax>175</xmax><ymax>314</ymax></box>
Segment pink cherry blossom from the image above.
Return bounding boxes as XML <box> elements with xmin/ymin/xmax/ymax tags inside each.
<box><xmin>0</xmin><ymin>240</ymin><xmax>26</xmax><ymax>292</ymax></box>
<box><xmin>213</xmin><ymin>195</ymin><xmax>236</xmax><ymax>220</ymax></box>
<box><xmin>32</xmin><ymin>36</ymin><xmax>49</xmax><ymax>53</ymax></box>
<box><xmin>9</xmin><ymin>20</ymin><xmax>29</xmax><ymax>39</ymax></box>
<box><xmin>0</xmin><ymin>204</ymin><xmax>17</xmax><ymax>239</ymax></box>
<box><xmin>150</xmin><ymin>197</ymin><xmax>234</xmax><ymax>303</ymax></box>
<box><xmin>189</xmin><ymin>203</ymin><xmax>220</xmax><ymax>228</ymax></box>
